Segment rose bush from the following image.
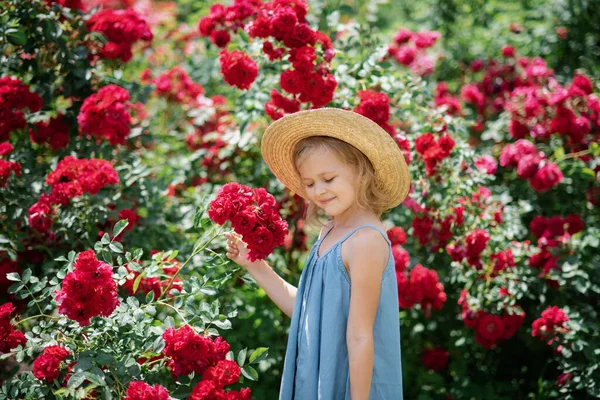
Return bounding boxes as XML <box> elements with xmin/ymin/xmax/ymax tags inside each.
<box><xmin>0</xmin><ymin>0</ymin><xmax>598</xmax><ymax>399</ymax></box>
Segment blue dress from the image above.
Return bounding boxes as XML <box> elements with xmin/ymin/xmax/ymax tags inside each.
<box><xmin>279</xmin><ymin>224</ymin><xmax>403</xmax><ymax>400</ymax></box>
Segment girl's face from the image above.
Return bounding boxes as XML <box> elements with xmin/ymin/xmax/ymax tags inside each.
<box><xmin>296</xmin><ymin>147</ymin><xmax>360</xmax><ymax>218</ymax></box>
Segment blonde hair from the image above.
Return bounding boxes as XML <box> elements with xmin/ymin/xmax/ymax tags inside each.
<box><xmin>293</xmin><ymin>136</ymin><xmax>391</xmax><ymax>231</ymax></box>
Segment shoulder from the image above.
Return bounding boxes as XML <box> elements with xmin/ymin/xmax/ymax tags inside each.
<box><xmin>346</xmin><ymin>227</ymin><xmax>389</xmax><ymax>275</ymax></box>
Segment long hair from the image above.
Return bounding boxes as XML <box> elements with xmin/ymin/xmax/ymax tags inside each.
<box><xmin>293</xmin><ymin>136</ymin><xmax>391</xmax><ymax>231</ymax></box>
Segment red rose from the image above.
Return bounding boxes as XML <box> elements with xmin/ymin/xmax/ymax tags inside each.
<box><xmin>391</xmin><ymin>246</ymin><xmax>410</xmax><ymax>273</ymax></box>
<box><xmin>465</xmin><ymin>229</ymin><xmax>490</xmax><ymax>260</ymax></box>
<box><xmin>460</xmin><ymin>84</ymin><xmax>485</xmax><ymax>107</ymax></box>
<box><xmin>124</xmin><ymin>381</ymin><xmax>170</xmax><ymax>400</ymax></box>
<box><xmin>243</xmin><ymin>226</ymin><xmax>275</xmax><ymax>261</ymax></box>
<box><xmin>421</xmin><ymin>347</ymin><xmax>449</xmax><ymax>371</ymax></box>
<box><xmin>202</xmin><ymin>359</ymin><xmax>241</xmax><ymax>388</ymax></box>
<box><xmin>565</xmin><ymin>214</ymin><xmax>584</xmax><ymax>234</ymax></box>
<box><xmin>280</xmin><ymin>70</ymin><xmax>304</xmax><ymax>94</ymax></box>
<box><xmin>508</xmin><ymin>119</ymin><xmax>529</xmax><ymax>139</ymax></box>
<box><xmin>474</xmin><ymin>155</ymin><xmax>498</xmax><ymax>175</ymax></box>
<box><xmin>501</xmin><ymin>309</ymin><xmax>525</xmax><ymax>339</ymax></box>
<box><xmin>190</xmin><ymin>380</ymin><xmax>218</xmax><ymax>400</ymax></box>
<box><xmin>556</xmin><ymin>372</ymin><xmax>573</xmax><ymax>387</ymax></box>
<box><xmin>394</xmin><ymin>46</ymin><xmax>416</xmax><ymax>66</ymax></box>
<box><xmin>475</xmin><ymin>313</ymin><xmax>505</xmax><ymax>348</ymax></box>
<box><xmin>210</xmin><ymin>30</ymin><xmax>231</xmax><ymax>48</ymax></box>
<box><xmin>219</xmin><ymin>50</ymin><xmax>258</xmax><ymax>90</ymax></box>
<box><xmin>231</xmin><ymin>209</ymin><xmax>258</xmax><ymax>235</ymax></box>
<box><xmin>393</xmin><ymin>28</ymin><xmax>412</xmax><ymax>45</ymax></box>
<box><xmin>501</xmin><ymin>45</ymin><xmax>516</xmax><ymax>57</ymax></box>
<box><xmin>572</xmin><ymin>74</ymin><xmax>593</xmax><ymax>94</ymax></box>
<box><xmin>77</xmin><ymin>85</ymin><xmax>132</xmax><ymax>145</ymax></box>
<box><xmin>530</xmin><ymin>162</ymin><xmax>563</xmax><ymax>192</ymax></box>
<box><xmin>270</xmin><ymin>6</ymin><xmax>297</xmax><ymax>38</ymax></box>
<box><xmin>516</xmin><ymin>153</ymin><xmax>543</xmax><ymax>179</ymax></box>
<box><xmin>387</xmin><ymin>226</ymin><xmax>407</xmax><ymax>246</ymax></box>
<box><xmin>33</xmin><ymin>345</ymin><xmax>70</xmax><ymax>382</ymax></box>
<box><xmin>162</xmin><ymin>325</ymin><xmax>213</xmax><ymax>377</ymax></box>
<box><xmin>54</xmin><ymin>251</ymin><xmax>119</xmax><ymax>326</ymax></box>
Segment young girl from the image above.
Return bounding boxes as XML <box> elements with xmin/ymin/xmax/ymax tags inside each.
<box><xmin>224</xmin><ymin>108</ymin><xmax>410</xmax><ymax>400</ymax></box>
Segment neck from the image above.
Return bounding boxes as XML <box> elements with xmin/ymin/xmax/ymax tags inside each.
<box><xmin>332</xmin><ymin>204</ymin><xmax>379</xmax><ymax>229</ymax></box>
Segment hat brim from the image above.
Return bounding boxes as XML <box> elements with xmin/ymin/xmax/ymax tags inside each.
<box><xmin>261</xmin><ymin>108</ymin><xmax>411</xmax><ymax>210</ymax></box>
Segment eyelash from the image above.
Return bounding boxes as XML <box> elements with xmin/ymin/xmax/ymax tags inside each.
<box><xmin>306</xmin><ymin>177</ymin><xmax>334</xmax><ymax>188</ymax></box>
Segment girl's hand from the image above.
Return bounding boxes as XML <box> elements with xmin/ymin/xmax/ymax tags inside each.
<box><xmin>224</xmin><ymin>232</ymin><xmax>252</xmax><ymax>269</ymax></box>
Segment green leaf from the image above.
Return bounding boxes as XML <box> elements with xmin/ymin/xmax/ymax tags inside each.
<box><xmin>132</xmin><ymin>273</ymin><xmax>143</xmax><ymax>294</ymax></box>
<box><xmin>153</xmin><ymin>336</ymin><xmax>165</xmax><ymax>353</ymax></box>
<box><xmin>101</xmin><ymin>251</ymin><xmax>113</xmax><ymax>265</ymax></box>
<box><xmin>241</xmin><ymin>365</ymin><xmax>258</xmax><ymax>381</ymax></box>
<box><xmin>166</xmin><ymin>250</ymin><xmax>179</xmax><ymax>261</ymax></box>
<box><xmin>200</xmin><ymin>286</ymin><xmax>217</xmax><ymax>296</ymax></box>
<box><xmin>238</xmin><ymin>29</ymin><xmax>249</xmax><ymax>43</ymax></box>
<box><xmin>6</xmin><ymin>272</ymin><xmax>20</xmax><ymax>282</ymax></box>
<box><xmin>579</xmin><ymin>167</ymin><xmax>595</xmax><ymax>179</ymax></box>
<box><xmin>8</xmin><ymin>282</ymin><xmax>25</xmax><ymax>294</ymax></box>
<box><xmin>68</xmin><ymin>372</ymin><xmax>86</xmax><ymax>389</ymax></box>
<box><xmin>113</xmin><ymin>220</ymin><xmax>129</xmax><ymax>238</ymax></box>
<box><xmin>249</xmin><ymin>347</ymin><xmax>268</xmax><ymax>364</ymax></box>
<box><xmin>127</xmin><ymin>297</ymin><xmax>139</xmax><ymax>308</ymax></box>
<box><xmin>86</xmin><ymin>367</ymin><xmax>106</xmax><ymax>386</ymax></box>
<box><xmin>7</xmin><ymin>29</ymin><xmax>27</xmax><ymax>46</ymax></box>
<box><xmin>22</xmin><ymin>269</ymin><xmax>32</xmax><ymax>284</ymax></box>
<box><xmin>109</xmin><ymin>242</ymin><xmax>123</xmax><ymax>253</ymax></box>
<box><xmin>214</xmin><ymin>319</ymin><xmax>231</xmax><ymax>329</ymax></box>
<box><xmin>145</xmin><ymin>291</ymin><xmax>155</xmax><ymax>303</ymax></box>
<box><xmin>237</xmin><ymin>348</ymin><xmax>247</xmax><ymax>366</ymax></box>
<box><xmin>239</xmin><ymin>119</ymin><xmax>250</xmax><ymax>135</ymax></box>
<box><xmin>95</xmin><ymin>353</ymin><xmax>114</xmax><ymax>365</ymax></box>
<box><xmin>101</xmin><ymin>233</ymin><xmax>111</xmax><ymax>245</ymax></box>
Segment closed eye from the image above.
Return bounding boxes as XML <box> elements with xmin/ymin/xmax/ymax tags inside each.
<box><xmin>305</xmin><ymin>177</ymin><xmax>335</xmax><ymax>188</ymax></box>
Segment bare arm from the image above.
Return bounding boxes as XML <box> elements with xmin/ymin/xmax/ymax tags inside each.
<box><xmin>224</xmin><ymin>232</ymin><xmax>296</xmax><ymax>318</ymax></box>
<box><xmin>245</xmin><ymin>259</ymin><xmax>297</xmax><ymax>318</ymax></box>
<box><xmin>346</xmin><ymin>230</ymin><xmax>389</xmax><ymax>400</ymax></box>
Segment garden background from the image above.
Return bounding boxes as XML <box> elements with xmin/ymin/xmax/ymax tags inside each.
<box><xmin>0</xmin><ymin>0</ymin><xmax>599</xmax><ymax>399</ymax></box>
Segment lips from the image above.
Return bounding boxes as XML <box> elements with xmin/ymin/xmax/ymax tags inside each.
<box><xmin>320</xmin><ymin>197</ymin><xmax>335</xmax><ymax>205</ymax></box>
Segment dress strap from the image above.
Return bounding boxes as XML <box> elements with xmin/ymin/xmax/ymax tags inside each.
<box><xmin>338</xmin><ymin>224</ymin><xmax>391</xmax><ymax>247</ymax></box>
<box><xmin>319</xmin><ymin>223</ymin><xmax>335</xmax><ymax>241</ymax></box>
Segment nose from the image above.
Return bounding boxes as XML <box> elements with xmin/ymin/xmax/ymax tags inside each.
<box><xmin>315</xmin><ymin>182</ymin><xmax>327</xmax><ymax>196</ymax></box>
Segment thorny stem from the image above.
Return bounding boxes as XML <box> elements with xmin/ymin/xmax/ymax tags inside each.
<box><xmin>25</xmin><ymin>283</ymin><xmax>45</xmax><ymax>316</ymax></box>
<box><xmin>156</xmin><ymin>300</ymin><xmax>189</xmax><ymax>326</ymax></box>
<box><xmin>141</xmin><ymin>357</ymin><xmax>165</xmax><ymax>368</ymax></box>
<box><xmin>15</xmin><ymin>313</ymin><xmax>59</xmax><ymax>326</ymax></box>
<box><xmin>157</xmin><ymin>225</ymin><xmax>223</xmax><ymax>301</ymax></box>
<box><xmin>109</xmin><ymin>369</ymin><xmax>126</xmax><ymax>397</ymax></box>
<box><xmin>554</xmin><ymin>148</ymin><xmax>592</xmax><ymax>162</ymax></box>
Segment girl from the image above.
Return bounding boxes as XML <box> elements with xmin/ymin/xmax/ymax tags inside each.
<box><xmin>224</xmin><ymin>108</ymin><xmax>410</xmax><ymax>400</ymax></box>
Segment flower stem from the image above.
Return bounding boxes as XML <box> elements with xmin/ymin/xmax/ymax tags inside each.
<box><xmin>555</xmin><ymin>149</ymin><xmax>591</xmax><ymax>163</ymax></box>
<box><xmin>15</xmin><ymin>313</ymin><xmax>59</xmax><ymax>326</ymax></box>
<box><xmin>156</xmin><ymin>225</ymin><xmax>223</xmax><ymax>301</ymax></box>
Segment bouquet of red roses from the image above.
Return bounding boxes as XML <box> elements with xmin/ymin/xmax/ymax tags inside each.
<box><xmin>208</xmin><ymin>182</ymin><xmax>288</xmax><ymax>261</ymax></box>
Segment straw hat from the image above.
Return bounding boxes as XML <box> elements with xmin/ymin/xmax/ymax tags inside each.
<box><xmin>261</xmin><ymin>108</ymin><xmax>411</xmax><ymax>210</ymax></box>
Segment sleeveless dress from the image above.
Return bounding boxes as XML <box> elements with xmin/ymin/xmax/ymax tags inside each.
<box><xmin>279</xmin><ymin>224</ymin><xmax>403</xmax><ymax>400</ymax></box>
